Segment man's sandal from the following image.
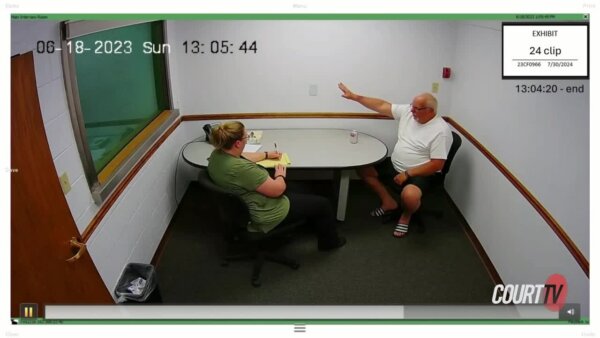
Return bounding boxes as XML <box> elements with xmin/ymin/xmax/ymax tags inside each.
<box><xmin>370</xmin><ymin>207</ymin><xmax>398</xmax><ymax>217</ymax></box>
<box><xmin>393</xmin><ymin>223</ymin><xmax>409</xmax><ymax>238</ymax></box>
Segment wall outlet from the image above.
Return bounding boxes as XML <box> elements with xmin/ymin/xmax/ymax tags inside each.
<box><xmin>431</xmin><ymin>82</ymin><xmax>440</xmax><ymax>93</ymax></box>
<box><xmin>59</xmin><ymin>172</ymin><xmax>71</xmax><ymax>194</ymax></box>
<box><xmin>309</xmin><ymin>84</ymin><xmax>318</xmax><ymax>96</ymax></box>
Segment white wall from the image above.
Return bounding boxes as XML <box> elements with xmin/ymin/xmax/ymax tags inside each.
<box><xmin>168</xmin><ymin>20</ymin><xmax>457</xmax><ymax>115</ymax></box>
<box><xmin>11</xmin><ymin>21</ymin><xmax>195</xmax><ymax>298</ymax></box>
<box><xmin>86</xmin><ymin>124</ymin><xmax>195</xmax><ymax>296</ymax></box>
<box><xmin>446</xmin><ymin>21</ymin><xmax>589</xmax><ymax>315</ymax></box>
<box><xmin>447</xmin><ymin>129</ymin><xmax>589</xmax><ymax>316</ymax></box>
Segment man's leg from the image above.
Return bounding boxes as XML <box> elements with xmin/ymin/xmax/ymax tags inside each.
<box><xmin>394</xmin><ymin>184</ymin><xmax>422</xmax><ymax>238</ymax></box>
<box><xmin>356</xmin><ymin>165</ymin><xmax>398</xmax><ymax>211</ymax></box>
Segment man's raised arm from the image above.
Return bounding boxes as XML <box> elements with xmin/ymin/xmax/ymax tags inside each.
<box><xmin>338</xmin><ymin>82</ymin><xmax>393</xmax><ymax>118</ymax></box>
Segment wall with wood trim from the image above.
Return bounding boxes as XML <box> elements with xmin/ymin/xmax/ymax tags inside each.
<box><xmin>85</xmin><ymin>124</ymin><xmax>190</xmax><ymax>296</ymax></box>
<box><xmin>446</xmin><ymin>21</ymin><xmax>589</xmax><ymax>316</ymax></box>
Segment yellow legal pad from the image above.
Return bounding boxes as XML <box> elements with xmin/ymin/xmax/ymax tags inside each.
<box><xmin>257</xmin><ymin>153</ymin><xmax>291</xmax><ymax>168</ymax></box>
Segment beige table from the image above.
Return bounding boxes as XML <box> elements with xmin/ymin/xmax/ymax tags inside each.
<box><xmin>183</xmin><ymin>129</ymin><xmax>388</xmax><ymax>221</ymax></box>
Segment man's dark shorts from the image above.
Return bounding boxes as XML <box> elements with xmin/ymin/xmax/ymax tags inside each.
<box><xmin>374</xmin><ymin>157</ymin><xmax>442</xmax><ymax>195</ymax></box>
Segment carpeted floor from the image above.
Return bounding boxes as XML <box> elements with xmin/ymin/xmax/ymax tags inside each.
<box><xmin>156</xmin><ymin>179</ymin><xmax>495</xmax><ymax>305</ymax></box>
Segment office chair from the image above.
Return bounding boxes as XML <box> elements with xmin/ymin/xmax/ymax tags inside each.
<box><xmin>384</xmin><ymin>131</ymin><xmax>462</xmax><ymax>232</ymax></box>
<box><xmin>197</xmin><ymin>170</ymin><xmax>301</xmax><ymax>287</ymax></box>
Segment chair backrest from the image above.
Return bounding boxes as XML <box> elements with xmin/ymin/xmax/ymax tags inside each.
<box><xmin>197</xmin><ymin>169</ymin><xmax>250</xmax><ymax>239</ymax></box>
<box><xmin>441</xmin><ymin>131</ymin><xmax>462</xmax><ymax>176</ymax></box>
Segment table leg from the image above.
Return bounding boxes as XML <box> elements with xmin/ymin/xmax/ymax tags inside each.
<box><xmin>336</xmin><ymin>169</ymin><xmax>351</xmax><ymax>221</ymax></box>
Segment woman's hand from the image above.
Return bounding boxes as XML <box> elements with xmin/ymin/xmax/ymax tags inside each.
<box><xmin>274</xmin><ymin>164</ymin><xmax>286</xmax><ymax>178</ymax></box>
<box><xmin>256</xmin><ymin>163</ymin><xmax>287</xmax><ymax>197</ymax></box>
<box><xmin>267</xmin><ymin>151</ymin><xmax>282</xmax><ymax>160</ymax></box>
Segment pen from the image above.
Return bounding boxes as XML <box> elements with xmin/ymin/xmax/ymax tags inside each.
<box><xmin>274</xmin><ymin>142</ymin><xmax>278</xmax><ymax>154</ymax></box>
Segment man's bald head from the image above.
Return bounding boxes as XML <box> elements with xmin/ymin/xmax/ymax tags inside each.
<box><xmin>414</xmin><ymin>93</ymin><xmax>438</xmax><ymax>114</ymax></box>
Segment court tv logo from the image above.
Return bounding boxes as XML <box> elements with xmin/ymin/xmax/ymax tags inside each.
<box><xmin>491</xmin><ymin>273</ymin><xmax>568</xmax><ymax>311</ymax></box>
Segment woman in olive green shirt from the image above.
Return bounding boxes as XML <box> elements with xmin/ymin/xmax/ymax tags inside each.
<box><xmin>207</xmin><ymin>121</ymin><xmax>345</xmax><ymax>251</ymax></box>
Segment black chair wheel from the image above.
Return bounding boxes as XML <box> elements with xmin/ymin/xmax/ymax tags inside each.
<box><xmin>221</xmin><ymin>261</ymin><xmax>229</xmax><ymax>267</ymax></box>
<box><xmin>291</xmin><ymin>263</ymin><xmax>300</xmax><ymax>270</ymax></box>
<box><xmin>252</xmin><ymin>278</ymin><xmax>262</xmax><ymax>287</ymax></box>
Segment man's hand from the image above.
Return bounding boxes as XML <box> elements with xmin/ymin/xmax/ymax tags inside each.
<box><xmin>393</xmin><ymin>172</ymin><xmax>408</xmax><ymax>186</ymax></box>
<box><xmin>338</xmin><ymin>82</ymin><xmax>357</xmax><ymax>101</ymax></box>
<box><xmin>338</xmin><ymin>82</ymin><xmax>392</xmax><ymax>117</ymax></box>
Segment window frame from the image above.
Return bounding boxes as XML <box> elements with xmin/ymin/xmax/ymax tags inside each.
<box><xmin>60</xmin><ymin>20</ymin><xmax>178</xmax><ymax>204</ymax></box>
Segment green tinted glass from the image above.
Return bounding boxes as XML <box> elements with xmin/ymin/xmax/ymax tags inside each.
<box><xmin>74</xmin><ymin>22</ymin><xmax>168</xmax><ymax>172</ymax></box>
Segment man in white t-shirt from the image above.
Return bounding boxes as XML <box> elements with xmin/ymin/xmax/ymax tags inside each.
<box><xmin>338</xmin><ymin>82</ymin><xmax>452</xmax><ymax>238</ymax></box>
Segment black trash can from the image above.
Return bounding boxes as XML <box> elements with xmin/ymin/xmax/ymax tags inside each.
<box><xmin>115</xmin><ymin>263</ymin><xmax>162</xmax><ymax>304</ymax></box>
